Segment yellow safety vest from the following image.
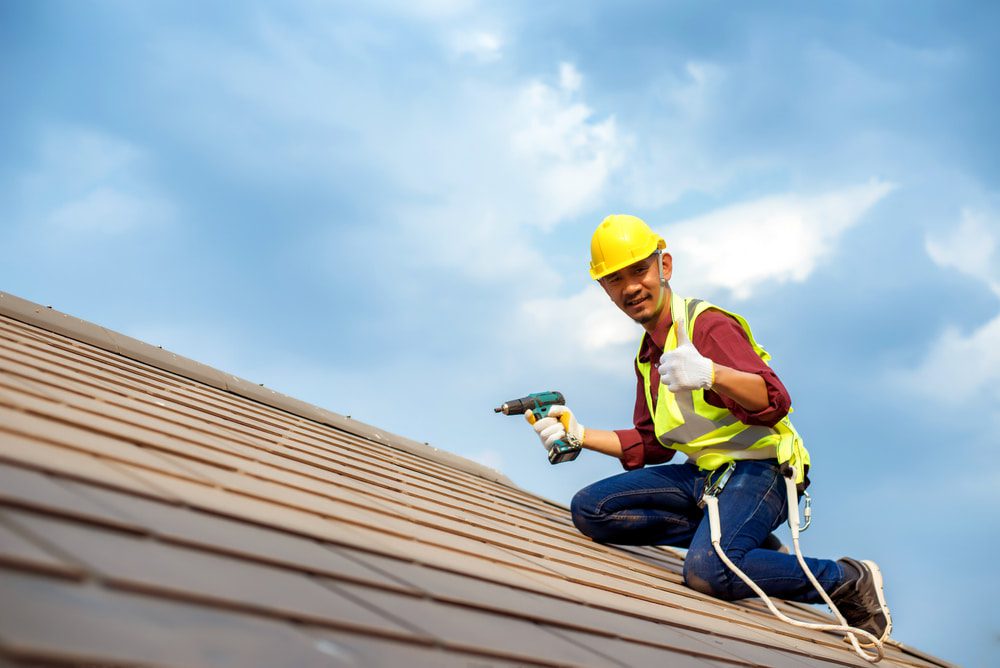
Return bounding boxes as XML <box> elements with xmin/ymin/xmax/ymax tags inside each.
<box><xmin>636</xmin><ymin>293</ymin><xmax>810</xmax><ymax>483</ymax></box>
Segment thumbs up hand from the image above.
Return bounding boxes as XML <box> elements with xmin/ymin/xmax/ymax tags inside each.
<box><xmin>658</xmin><ymin>317</ymin><xmax>715</xmax><ymax>393</ymax></box>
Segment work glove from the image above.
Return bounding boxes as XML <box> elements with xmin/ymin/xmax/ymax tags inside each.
<box><xmin>658</xmin><ymin>317</ymin><xmax>715</xmax><ymax>392</ymax></box>
<box><xmin>525</xmin><ymin>405</ymin><xmax>585</xmax><ymax>452</ymax></box>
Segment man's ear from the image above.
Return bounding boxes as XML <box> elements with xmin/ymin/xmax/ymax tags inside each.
<box><xmin>662</xmin><ymin>253</ymin><xmax>673</xmax><ymax>281</ymax></box>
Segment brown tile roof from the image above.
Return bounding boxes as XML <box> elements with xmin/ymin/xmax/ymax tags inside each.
<box><xmin>0</xmin><ymin>292</ymin><xmax>953</xmax><ymax>668</ymax></box>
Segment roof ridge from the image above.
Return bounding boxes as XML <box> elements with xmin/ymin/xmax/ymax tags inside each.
<box><xmin>0</xmin><ymin>291</ymin><xmax>518</xmax><ymax>491</ymax></box>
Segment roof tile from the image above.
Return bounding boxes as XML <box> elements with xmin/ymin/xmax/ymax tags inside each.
<box><xmin>0</xmin><ymin>520</ymin><xmax>85</xmax><ymax>580</ymax></box>
<box><xmin>0</xmin><ymin>430</ymin><xmax>177</xmax><ymax>500</ymax></box>
<box><xmin>1</xmin><ymin>509</ymin><xmax>423</xmax><ymax>638</ymax></box>
<box><xmin>326</xmin><ymin>581</ymin><xmax>622</xmax><ymax>667</ymax></box>
<box><xmin>0</xmin><ymin>463</ymin><xmax>140</xmax><ymax>532</ymax></box>
<box><xmin>63</xmin><ymin>481</ymin><xmax>412</xmax><ymax>591</ymax></box>
<box><xmin>0</xmin><ymin>570</ymin><xmax>344</xmax><ymax>667</ymax></box>
<box><xmin>301</xmin><ymin>626</ymin><xmax>532</xmax><ymax>667</ymax></box>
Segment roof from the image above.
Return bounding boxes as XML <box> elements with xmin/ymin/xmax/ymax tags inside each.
<box><xmin>0</xmin><ymin>291</ymin><xmax>953</xmax><ymax>668</ymax></box>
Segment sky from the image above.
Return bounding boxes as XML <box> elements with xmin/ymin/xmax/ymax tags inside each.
<box><xmin>2</xmin><ymin>1</ymin><xmax>998</xmax><ymax>664</ymax></box>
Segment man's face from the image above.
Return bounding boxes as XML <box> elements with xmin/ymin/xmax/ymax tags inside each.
<box><xmin>599</xmin><ymin>252</ymin><xmax>673</xmax><ymax>325</ymax></box>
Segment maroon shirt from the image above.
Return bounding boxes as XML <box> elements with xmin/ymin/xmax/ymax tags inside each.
<box><xmin>614</xmin><ymin>307</ymin><xmax>792</xmax><ymax>471</ymax></box>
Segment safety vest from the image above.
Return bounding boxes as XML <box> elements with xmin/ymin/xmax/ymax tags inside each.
<box><xmin>636</xmin><ymin>293</ymin><xmax>810</xmax><ymax>483</ymax></box>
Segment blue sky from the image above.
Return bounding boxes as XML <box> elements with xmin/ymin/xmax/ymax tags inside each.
<box><xmin>2</xmin><ymin>1</ymin><xmax>998</xmax><ymax>664</ymax></box>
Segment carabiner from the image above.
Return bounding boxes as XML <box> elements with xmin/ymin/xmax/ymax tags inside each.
<box><xmin>798</xmin><ymin>490</ymin><xmax>812</xmax><ymax>532</ymax></box>
<box><xmin>698</xmin><ymin>461</ymin><xmax>735</xmax><ymax>508</ymax></box>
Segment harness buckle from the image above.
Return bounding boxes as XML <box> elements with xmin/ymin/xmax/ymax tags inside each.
<box><xmin>698</xmin><ymin>461</ymin><xmax>736</xmax><ymax>509</ymax></box>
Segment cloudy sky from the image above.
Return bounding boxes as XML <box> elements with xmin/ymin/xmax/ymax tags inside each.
<box><xmin>2</xmin><ymin>1</ymin><xmax>998</xmax><ymax>664</ymax></box>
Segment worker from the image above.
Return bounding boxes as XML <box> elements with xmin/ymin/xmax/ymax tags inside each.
<box><xmin>527</xmin><ymin>214</ymin><xmax>891</xmax><ymax>643</ymax></box>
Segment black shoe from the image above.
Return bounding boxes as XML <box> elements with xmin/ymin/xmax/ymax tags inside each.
<box><xmin>830</xmin><ymin>557</ymin><xmax>892</xmax><ymax>644</ymax></box>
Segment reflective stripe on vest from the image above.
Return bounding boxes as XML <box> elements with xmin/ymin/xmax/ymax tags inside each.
<box><xmin>636</xmin><ymin>293</ymin><xmax>810</xmax><ymax>481</ymax></box>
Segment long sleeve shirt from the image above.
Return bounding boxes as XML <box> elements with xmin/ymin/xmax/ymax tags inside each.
<box><xmin>614</xmin><ymin>307</ymin><xmax>792</xmax><ymax>471</ymax></box>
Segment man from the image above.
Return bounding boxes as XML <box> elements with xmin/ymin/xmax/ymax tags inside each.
<box><xmin>527</xmin><ymin>214</ymin><xmax>891</xmax><ymax>643</ymax></box>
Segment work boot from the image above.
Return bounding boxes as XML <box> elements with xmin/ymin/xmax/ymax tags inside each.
<box><xmin>830</xmin><ymin>557</ymin><xmax>892</xmax><ymax>645</ymax></box>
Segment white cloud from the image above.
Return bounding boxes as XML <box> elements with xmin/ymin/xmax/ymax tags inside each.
<box><xmin>35</xmin><ymin>128</ymin><xmax>142</xmax><ymax>191</ymax></box>
<box><xmin>48</xmin><ymin>186</ymin><xmax>170</xmax><ymax>234</ymax></box>
<box><xmin>21</xmin><ymin>127</ymin><xmax>171</xmax><ymax>237</ymax></box>
<box><xmin>174</xmin><ymin>24</ymin><xmax>624</xmax><ymax>283</ymax></box>
<box><xmin>622</xmin><ymin>60</ymin><xmax>736</xmax><ymax>209</ymax></box>
<box><xmin>670</xmin><ymin>60</ymin><xmax>725</xmax><ymax>118</ymax></box>
<box><xmin>926</xmin><ymin>208</ymin><xmax>1000</xmax><ymax>297</ymax></box>
<box><xmin>450</xmin><ymin>29</ymin><xmax>503</xmax><ymax>62</ymax></box>
<box><xmin>390</xmin><ymin>206</ymin><xmax>561</xmax><ymax>284</ymax></box>
<box><xmin>901</xmin><ymin>207</ymin><xmax>1000</xmax><ymax>406</ymax></box>
<box><xmin>517</xmin><ymin>181</ymin><xmax>894</xmax><ymax>368</ymax></box>
<box><xmin>519</xmin><ymin>284</ymin><xmax>635</xmax><ymax>369</ymax></box>
<box><xmin>665</xmin><ymin>179</ymin><xmax>895</xmax><ymax>299</ymax></box>
<box><xmin>510</xmin><ymin>65</ymin><xmax>627</xmax><ymax>230</ymax></box>
<box><xmin>559</xmin><ymin>61</ymin><xmax>582</xmax><ymax>93</ymax></box>
<box><xmin>899</xmin><ymin>313</ymin><xmax>1000</xmax><ymax>405</ymax></box>
<box><xmin>368</xmin><ymin>61</ymin><xmax>626</xmax><ymax>283</ymax></box>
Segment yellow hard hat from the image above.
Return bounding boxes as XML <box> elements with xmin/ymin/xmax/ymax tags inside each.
<box><xmin>589</xmin><ymin>214</ymin><xmax>666</xmax><ymax>280</ymax></box>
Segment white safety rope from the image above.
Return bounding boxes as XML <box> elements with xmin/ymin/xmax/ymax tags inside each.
<box><xmin>701</xmin><ymin>466</ymin><xmax>885</xmax><ymax>663</ymax></box>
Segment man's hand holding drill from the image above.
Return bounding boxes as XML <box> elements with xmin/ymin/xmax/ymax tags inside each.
<box><xmin>526</xmin><ymin>405</ymin><xmax>585</xmax><ymax>453</ymax></box>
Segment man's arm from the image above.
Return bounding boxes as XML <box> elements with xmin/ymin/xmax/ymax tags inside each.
<box><xmin>586</xmin><ymin>426</ymin><xmax>677</xmax><ymax>469</ymax></box>
<box><xmin>581</xmin><ymin>428</ymin><xmax>624</xmax><ymax>458</ymax></box>
<box><xmin>533</xmin><ymin>353</ymin><xmax>677</xmax><ymax>469</ymax></box>
<box><xmin>711</xmin><ymin>364</ymin><xmax>768</xmax><ymax>412</ymax></box>
<box><xmin>693</xmin><ymin>310</ymin><xmax>791</xmax><ymax>426</ymax></box>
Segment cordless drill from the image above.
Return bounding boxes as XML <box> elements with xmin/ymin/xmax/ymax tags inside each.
<box><xmin>494</xmin><ymin>391</ymin><xmax>582</xmax><ymax>464</ymax></box>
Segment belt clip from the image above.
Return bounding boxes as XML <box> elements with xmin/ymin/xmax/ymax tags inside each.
<box><xmin>698</xmin><ymin>461</ymin><xmax>736</xmax><ymax>509</ymax></box>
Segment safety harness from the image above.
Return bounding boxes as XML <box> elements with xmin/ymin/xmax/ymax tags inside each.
<box><xmin>637</xmin><ymin>294</ymin><xmax>810</xmax><ymax>483</ymax></box>
<box><xmin>649</xmin><ymin>293</ymin><xmax>886</xmax><ymax>662</ymax></box>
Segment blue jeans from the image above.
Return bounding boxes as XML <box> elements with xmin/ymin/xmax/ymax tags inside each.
<box><xmin>570</xmin><ymin>460</ymin><xmax>844</xmax><ymax>603</ymax></box>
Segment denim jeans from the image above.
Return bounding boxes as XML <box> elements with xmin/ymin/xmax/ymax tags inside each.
<box><xmin>570</xmin><ymin>460</ymin><xmax>844</xmax><ymax>603</ymax></box>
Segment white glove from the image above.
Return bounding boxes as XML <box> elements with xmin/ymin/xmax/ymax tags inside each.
<box><xmin>525</xmin><ymin>405</ymin><xmax>585</xmax><ymax>451</ymax></box>
<box><xmin>658</xmin><ymin>317</ymin><xmax>715</xmax><ymax>392</ymax></box>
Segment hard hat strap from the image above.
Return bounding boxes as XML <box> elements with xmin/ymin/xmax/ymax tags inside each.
<box><xmin>653</xmin><ymin>250</ymin><xmax>668</xmax><ymax>314</ymax></box>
